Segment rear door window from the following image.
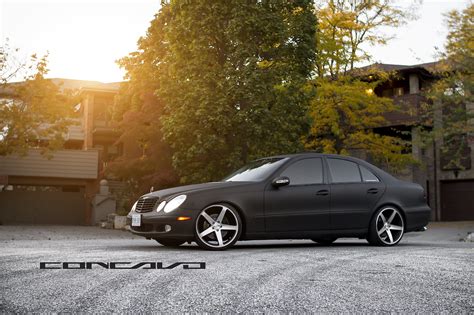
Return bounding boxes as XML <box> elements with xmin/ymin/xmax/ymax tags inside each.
<box><xmin>327</xmin><ymin>158</ymin><xmax>362</xmax><ymax>183</ymax></box>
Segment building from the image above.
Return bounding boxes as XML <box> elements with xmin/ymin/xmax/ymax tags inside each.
<box><xmin>0</xmin><ymin>79</ymin><xmax>122</xmax><ymax>225</ymax></box>
<box><xmin>363</xmin><ymin>62</ymin><xmax>474</xmax><ymax>221</ymax></box>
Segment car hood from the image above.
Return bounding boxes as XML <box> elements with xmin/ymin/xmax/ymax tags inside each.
<box><xmin>141</xmin><ymin>181</ymin><xmax>252</xmax><ymax>200</ymax></box>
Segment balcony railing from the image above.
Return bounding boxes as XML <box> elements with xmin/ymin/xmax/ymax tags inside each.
<box><xmin>383</xmin><ymin>93</ymin><xmax>425</xmax><ymax>126</ymax></box>
<box><xmin>37</xmin><ymin>118</ymin><xmax>85</xmax><ymax>141</ymax></box>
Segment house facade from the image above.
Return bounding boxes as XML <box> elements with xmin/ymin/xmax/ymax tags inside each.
<box><xmin>0</xmin><ymin>79</ymin><xmax>122</xmax><ymax>225</ymax></box>
<box><xmin>365</xmin><ymin>62</ymin><xmax>474</xmax><ymax>221</ymax></box>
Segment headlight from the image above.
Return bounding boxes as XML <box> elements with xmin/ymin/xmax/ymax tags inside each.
<box><xmin>156</xmin><ymin>200</ymin><xmax>166</xmax><ymax>212</ymax></box>
<box><xmin>128</xmin><ymin>201</ymin><xmax>138</xmax><ymax>216</ymax></box>
<box><xmin>164</xmin><ymin>195</ymin><xmax>187</xmax><ymax>213</ymax></box>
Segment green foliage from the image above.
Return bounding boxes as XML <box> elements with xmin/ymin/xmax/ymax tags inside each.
<box><xmin>420</xmin><ymin>4</ymin><xmax>474</xmax><ymax>170</ymax></box>
<box><xmin>305</xmin><ymin>0</ymin><xmax>415</xmax><ymax>171</ymax></box>
<box><xmin>0</xmin><ymin>47</ymin><xmax>77</xmax><ymax>156</ymax></box>
<box><xmin>108</xmin><ymin>84</ymin><xmax>178</xmax><ymax>207</ymax></box>
<box><xmin>305</xmin><ymin>76</ymin><xmax>413</xmax><ymax>170</ymax></box>
<box><xmin>118</xmin><ymin>0</ymin><xmax>316</xmax><ymax>184</ymax></box>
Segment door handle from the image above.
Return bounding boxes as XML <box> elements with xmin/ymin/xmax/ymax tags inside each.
<box><xmin>316</xmin><ymin>189</ymin><xmax>329</xmax><ymax>196</ymax></box>
<box><xmin>367</xmin><ymin>188</ymin><xmax>379</xmax><ymax>194</ymax></box>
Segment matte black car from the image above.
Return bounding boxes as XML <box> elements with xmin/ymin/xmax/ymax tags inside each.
<box><xmin>127</xmin><ymin>153</ymin><xmax>431</xmax><ymax>250</ymax></box>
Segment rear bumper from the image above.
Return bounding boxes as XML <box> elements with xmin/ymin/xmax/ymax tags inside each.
<box><xmin>405</xmin><ymin>204</ymin><xmax>431</xmax><ymax>232</ymax></box>
<box><xmin>127</xmin><ymin>211</ymin><xmax>196</xmax><ymax>240</ymax></box>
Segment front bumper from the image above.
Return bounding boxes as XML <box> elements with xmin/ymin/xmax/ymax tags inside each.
<box><xmin>127</xmin><ymin>210</ymin><xmax>196</xmax><ymax>240</ymax></box>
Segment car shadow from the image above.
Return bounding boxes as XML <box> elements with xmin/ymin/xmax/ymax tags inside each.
<box><xmin>227</xmin><ymin>241</ymin><xmax>441</xmax><ymax>250</ymax></box>
<box><xmin>109</xmin><ymin>239</ymin><xmax>451</xmax><ymax>252</ymax></box>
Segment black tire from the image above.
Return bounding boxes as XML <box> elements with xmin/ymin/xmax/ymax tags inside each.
<box><xmin>155</xmin><ymin>239</ymin><xmax>185</xmax><ymax>247</ymax></box>
<box><xmin>311</xmin><ymin>238</ymin><xmax>337</xmax><ymax>245</ymax></box>
<box><xmin>194</xmin><ymin>204</ymin><xmax>242</xmax><ymax>250</ymax></box>
<box><xmin>367</xmin><ymin>207</ymin><xmax>405</xmax><ymax>246</ymax></box>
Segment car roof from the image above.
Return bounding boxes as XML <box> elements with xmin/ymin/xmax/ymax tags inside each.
<box><xmin>262</xmin><ymin>152</ymin><xmax>348</xmax><ymax>159</ymax></box>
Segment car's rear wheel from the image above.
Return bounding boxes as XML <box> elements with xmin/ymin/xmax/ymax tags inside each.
<box><xmin>155</xmin><ymin>239</ymin><xmax>185</xmax><ymax>247</ymax></box>
<box><xmin>311</xmin><ymin>238</ymin><xmax>337</xmax><ymax>245</ymax></box>
<box><xmin>367</xmin><ymin>207</ymin><xmax>405</xmax><ymax>246</ymax></box>
<box><xmin>195</xmin><ymin>204</ymin><xmax>242</xmax><ymax>250</ymax></box>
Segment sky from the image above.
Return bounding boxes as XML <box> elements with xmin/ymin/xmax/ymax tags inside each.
<box><xmin>0</xmin><ymin>0</ymin><xmax>471</xmax><ymax>83</ymax></box>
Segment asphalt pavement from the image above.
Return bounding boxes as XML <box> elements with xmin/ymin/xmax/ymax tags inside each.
<box><xmin>0</xmin><ymin>222</ymin><xmax>473</xmax><ymax>313</ymax></box>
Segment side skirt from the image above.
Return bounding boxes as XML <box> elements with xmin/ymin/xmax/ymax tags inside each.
<box><xmin>242</xmin><ymin>229</ymin><xmax>368</xmax><ymax>240</ymax></box>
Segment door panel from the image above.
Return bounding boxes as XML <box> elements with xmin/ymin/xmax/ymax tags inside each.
<box><xmin>326</xmin><ymin>158</ymin><xmax>384</xmax><ymax>229</ymax></box>
<box><xmin>264</xmin><ymin>157</ymin><xmax>330</xmax><ymax>232</ymax></box>
<box><xmin>265</xmin><ymin>184</ymin><xmax>331</xmax><ymax>231</ymax></box>
<box><xmin>330</xmin><ymin>182</ymin><xmax>384</xmax><ymax>229</ymax></box>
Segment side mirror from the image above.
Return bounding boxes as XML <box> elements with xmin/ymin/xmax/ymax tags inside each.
<box><xmin>272</xmin><ymin>176</ymin><xmax>290</xmax><ymax>188</ymax></box>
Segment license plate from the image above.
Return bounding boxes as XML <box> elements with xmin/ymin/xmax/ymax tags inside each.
<box><xmin>131</xmin><ymin>214</ymin><xmax>141</xmax><ymax>227</ymax></box>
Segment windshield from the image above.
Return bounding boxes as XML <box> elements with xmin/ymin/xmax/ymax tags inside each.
<box><xmin>223</xmin><ymin>158</ymin><xmax>288</xmax><ymax>182</ymax></box>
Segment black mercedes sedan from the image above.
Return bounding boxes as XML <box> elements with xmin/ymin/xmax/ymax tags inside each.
<box><xmin>127</xmin><ymin>153</ymin><xmax>431</xmax><ymax>250</ymax></box>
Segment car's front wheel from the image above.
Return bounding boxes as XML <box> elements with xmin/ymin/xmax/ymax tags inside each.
<box><xmin>367</xmin><ymin>207</ymin><xmax>405</xmax><ymax>246</ymax></box>
<box><xmin>194</xmin><ymin>204</ymin><xmax>242</xmax><ymax>250</ymax></box>
<box><xmin>155</xmin><ymin>239</ymin><xmax>185</xmax><ymax>247</ymax></box>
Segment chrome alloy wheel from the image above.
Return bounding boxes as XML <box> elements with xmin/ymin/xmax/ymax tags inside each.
<box><xmin>195</xmin><ymin>204</ymin><xmax>240</xmax><ymax>249</ymax></box>
<box><xmin>376</xmin><ymin>207</ymin><xmax>404</xmax><ymax>245</ymax></box>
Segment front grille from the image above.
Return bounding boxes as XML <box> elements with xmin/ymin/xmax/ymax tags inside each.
<box><xmin>135</xmin><ymin>197</ymin><xmax>159</xmax><ymax>213</ymax></box>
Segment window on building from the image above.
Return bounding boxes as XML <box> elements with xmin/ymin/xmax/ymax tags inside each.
<box><xmin>93</xmin><ymin>96</ymin><xmax>114</xmax><ymax>127</ymax></box>
<box><xmin>393</xmin><ymin>87</ymin><xmax>404</xmax><ymax>96</ymax></box>
<box><xmin>62</xmin><ymin>186</ymin><xmax>82</xmax><ymax>192</ymax></box>
<box><xmin>327</xmin><ymin>159</ymin><xmax>362</xmax><ymax>183</ymax></box>
<box><xmin>12</xmin><ymin>185</ymin><xmax>62</xmax><ymax>192</ymax></box>
<box><xmin>107</xmin><ymin>143</ymin><xmax>123</xmax><ymax>161</ymax></box>
<box><xmin>382</xmin><ymin>89</ymin><xmax>393</xmax><ymax>97</ymax></box>
<box><xmin>280</xmin><ymin>158</ymin><xmax>324</xmax><ymax>185</ymax></box>
<box><xmin>64</xmin><ymin>141</ymin><xmax>83</xmax><ymax>150</ymax></box>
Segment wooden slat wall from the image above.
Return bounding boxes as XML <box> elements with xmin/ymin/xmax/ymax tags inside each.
<box><xmin>0</xmin><ymin>149</ymin><xmax>98</xmax><ymax>179</ymax></box>
<box><xmin>67</xmin><ymin>124</ymin><xmax>85</xmax><ymax>140</ymax></box>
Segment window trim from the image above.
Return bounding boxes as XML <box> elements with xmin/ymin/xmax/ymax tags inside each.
<box><xmin>277</xmin><ymin>157</ymin><xmax>326</xmax><ymax>186</ymax></box>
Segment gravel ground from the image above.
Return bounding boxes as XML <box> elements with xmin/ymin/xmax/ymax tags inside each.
<box><xmin>0</xmin><ymin>223</ymin><xmax>473</xmax><ymax>313</ymax></box>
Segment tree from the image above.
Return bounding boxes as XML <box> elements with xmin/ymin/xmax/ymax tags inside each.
<box><xmin>0</xmin><ymin>44</ymin><xmax>76</xmax><ymax>156</ymax></box>
<box><xmin>109</xmin><ymin>6</ymin><xmax>178</xmax><ymax>210</ymax></box>
<box><xmin>420</xmin><ymin>4</ymin><xmax>474</xmax><ymax>171</ymax></box>
<box><xmin>118</xmin><ymin>0</ymin><xmax>316</xmax><ymax>184</ymax></box>
<box><xmin>314</xmin><ymin>0</ymin><xmax>414</xmax><ymax>77</ymax></box>
<box><xmin>109</xmin><ymin>79</ymin><xmax>178</xmax><ymax>211</ymax></box>
<box><xmin>305</xmin><ymin>0</ymin><xmax>416</xmax><ymax>171</ymax></box>
<box><xmin>306</xmin><ymin>75</ymin><xmax>413</xmax><ymax>169</ymax></box>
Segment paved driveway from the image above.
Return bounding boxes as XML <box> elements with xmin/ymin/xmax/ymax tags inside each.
<box><xmin>1</xmin><ymin>223</ymin><xmax>473</xmax><ymax>312</ymax></box>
